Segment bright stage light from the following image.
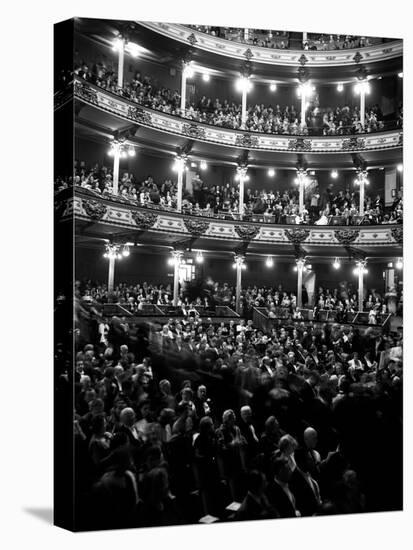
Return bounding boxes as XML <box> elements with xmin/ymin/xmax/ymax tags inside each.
<box><xmin>202</xmin><ymin>73</ymin><xmax>210</xmax><ymax>82</ymax></box>
<box><xmin>337</xmin><ymin>83</ymin><xmax>344</xmax><ymax>92</ymax></box>
<box><xmin>265</xmin><ymin>256</ymin><xmax>274</xmax><ymax>268</ymax></box>
<box><xmin>267</xmin><ymin>168</ymin><xmax>275</xmax><ymax>177</ymax></box>
<box><xmin>269</xmin><ymin>82</ymin><xmax>277</xmax><ymax>92</ymax></box>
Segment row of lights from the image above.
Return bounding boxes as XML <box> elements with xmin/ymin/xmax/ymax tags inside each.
<box><xmin>106</xmin><ymin>144</ymin><xmax>402</xmax><ymax>181</ymax></box>
<box><xmin>111</xmin><ymin>246</ymin><xmax>403</xmax><ymax>274</ymax></box>
<box><xmin>167</xmin><ymin>251</ymin><xmax>204</xmax><ymax>266</ymax></box>
<box><xmin>103</xmin><ymin>244</ymin><xmax>130</xmax><ymax>259</ymax></box>
<box><xmin>108</xmin><ymin>141</ymin><xmax>136</xmax><ymax>158</ymax></box>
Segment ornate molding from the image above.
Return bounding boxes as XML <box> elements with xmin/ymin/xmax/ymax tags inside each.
<box><xmin>243</xmin><ymin>48</ymin><xmax>254</xmax><ymax>60</ymax></box>
<box><xmin>182</xmin><ymin>122</ymin><xmax>206</xmax><ymax>139</ymax></box>
<box><xmin>342</xmin><ymin>137</ymin><xmax>366</xmax><ymax>150</ymax></box>
<box><xmin>74</xmin><ymin>81</ymin><xmax>98</xmax><ymax>104</ymax></box>
<box><xmin>132</xmin><ymin>211</ymin><xmax>158</xmax><ymax>229</ymax></box>
<box><xmin>391</xmin><ymin>226</ymin><xmax>403</xmax><ymax>243</ymax></box>
<box><xmin>235</xmin><ymin>133</ymin><xmax>259</xmax><ymax>148</ymax></box>
<box><xmin>83</xmin><ymin>199</ymin><xmax>107</xmax><ymax>220</ymax></box>
<box><xmin>187</xmin><ymin>32</ymin><xmax>198</xmax><ymax>45</ymax></box>
<box><xmin>288</xmin><ymin>137</ymin><xmax>312</xmax><ymax>151</ymax></box>
<box><xmin>334</xmin><ymin>229</ymin><xmax>359</xmax><ymax>244</ymax></box>
<box><xmin>128</xmin><ymin>105</ymin><xmax>152</xmax><ymax>124</ymax></box>
<box><xmin>234</xmin><ymin>225</ymin><xmax>260</xmax><ymax>240</ymax></box>
<box><xmin>74</xmin><ymin>79</ymin><xmax>403</xmax><ymax>154</ymax></box>
<box><xmin>183</xmin><ymin>218</ymin><xmax>210</xmax><ymax>236</ymax></box>
<box><xmin>139</xmin><ymin>23</ymin><xmax>402</xmax><ymax>67</ymax></box>
<box><xmin>285</xmin><ymin>228</ymin><xmax>310</xmax><ymax>243</ymax></box>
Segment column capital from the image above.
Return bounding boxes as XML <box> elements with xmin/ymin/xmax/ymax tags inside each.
<box><xmin>355</xmin><ymin>167</ymin><xmax>368</xmax><ymax>179</ymax></box>
<box><xmin>236</xmin><ymin>164</ymin><xmax>248</xmax><ymax>178</ymax></box>
<box><xmin>295</xmin><ymin>257</ymin><xmax>306</xmax><ymax>268</ymax></box>
<box><xmin>233</xmin><ymin>253</ymin><xmax>246</xmax><ymax>268</ymax></box>
<box><xmin>182</xmin><ymin>60</ymin><xmax>194</xmax><ymax>77</ymax></box>
<box><xmin>103</xmin><ymin>243</ymin><xmax>122</xmax><ymax>260</ymax></box>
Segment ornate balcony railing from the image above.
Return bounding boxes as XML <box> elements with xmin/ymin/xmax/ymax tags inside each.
<box><xmin>58</xmin><ymin>188</ymin><xmax>403</xmax><ymax>247</ymax></box>
<box><xmin>72</xmin><ymin>78</ymin><xmax>403</xmax><ymax>154</ymax></box>
<box><xmin>139</xmin><ymin>22</ymin><xmax>403</xmax><ymax>67</ymax></box>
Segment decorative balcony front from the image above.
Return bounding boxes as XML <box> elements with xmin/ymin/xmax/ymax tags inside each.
<box><xmin>71</xmin><ymin>79</ymin><xmax>402</xmax><ymax>155</ymax></box>
<box><xmin>138</xmin><ymin>22</ymin><xmax>403</xmax><ymax>67</ymax></box>
<box><xmin>59</xmin><ymin>188</ymin><xmax>403</xmax><ymax>249</ymax></box>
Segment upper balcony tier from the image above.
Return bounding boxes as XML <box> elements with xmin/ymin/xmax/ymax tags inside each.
<box><xmin>70</xmin><ymin>78</ymin><xmax>402</xmax><ymax>156</ymax></box>
<box><xmin>57</xmin><ymin>188</ymin><xmax>402</xmax><ymax>260</ymax></box>
<box><xmin>140</xmin><ymin>22</ymin><xmax>402</xmax><ymax>68</ymax></box>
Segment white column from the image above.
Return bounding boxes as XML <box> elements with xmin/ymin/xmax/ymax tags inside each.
<box><xmin>108</xmin><ymin>256</ymin><xmax>115</xmax><ymax>292</ymax></box>
<box><xmin>360</xmin><ymin>87</ymin><xmax>366</xmax><ymax>129</ymax></box>
<box><xmin>234</xmin><ymin>255</ymin><xmax>245</xmax><ymax>314</ymax></box>
<box><xmin>241</xmin><ymin>81</ymin><xmax>248</xmax><ymax>129</ymax></box>
<box><xmin>172</xmin><ymin>251</ymin><xmax>183</xmax><ymax>306</ymax></box>
<box><xmin>244</xmin><ymin>28</ymin><xmax>249</xmax><ymax>41</ymax></box>
<box><xmin>181</xmin><ymin>62</ymin><xmax>193</xmax><ymax>116</ymax></box>
<box><xmin>300</xmin><ymin>88</ymin><xmax>306</xmax><ymax>126</ymax></box>
<box><xmin>356</xmin><ymin>170</ymin><xmax>368</xmax><ymax>216</ymax></box>
<box><xmin>303</xmin><ymin>32</ymin><xmax>308</xmax><ymax>44</ymax></box>
<box><xmin>296</xmin><ymin>169</ymin><xmax>307</xmax><ymax>216</ymax></box>
<box><xmin>113</xmin><ymin>142</ymin><xmax>121</xmax><ymax>195</ymax></box>
<box><xmin>117</xmin><ymin>39</ymin><xmax>125</xmax><ymax>89</ymax></box>
<box><xmin>237</xmin><ymin>165</ymin><xmax>248</xmax><ymax>217</ymax></box>
<box><xmin>176</xmin><ymin>156</ymin><xmax>186</xmax><ymax>212</ymax></box>
<box><xmin>296</xmin><ymin>259</ymin><xmax>304</xmax><ymax>308</ymax></box>
<box><xmin>357</xmin><ymin>261</ymin><xmax>365</xmax><ymax>312</ymax></box>
<box><xmin>359</xmin><ymin>178</ymin><xmax>365</xmax><ymax>215</ymax></box>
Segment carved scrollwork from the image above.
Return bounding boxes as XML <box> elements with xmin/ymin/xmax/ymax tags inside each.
<box><xmin>182</xmin><ymin>123</ymin><xmax>206</xmax><ymax>139</ymax></box>
<box><xmin>235</xmin><ymin>133</ymin><xmax>259</xmax><ymax>148</ymax></box>
<box><xmin>341</xmin><ymin>137</ymin><xmax>366</xmax><ymax>150</ymax></box>
<box><xmin>298</xmin><ymin>53</ymin><xmax>308</xmax><ymax>66</ymax></box>
<box><xmin>285</xmin><ymin>228</ymin><xmax>310</xmax><ymax>243</ymax></box>
<box><xmin>74</xmin><ymin>81</ymin><xmax>98</xmax><ymax>104</ymax></box>
<box><xmin>234</xmin><ymin>225</ymin><xmax>260</xmax><ymax>240</ymax></box>
<box><xmin>243</xmin><ymin>48</ymin><xmax>253</xmax><ymax>60</ymax></box>
<box><xmin>183</xmin><ymin>218</ymin><xmax>209</xmax><ymax>236</ymax></box>
<box><xmin>391</xmin><ymin>226</ymin><xmax>403</xmax><ymax>243</ymax></box>
<box><xmin>187</xmin><ymin>32</ymin><xmax>198</xmax><ymax>45</ymax></box>
<box><xmin>83</xmin><ymin>199</ymin><xmax>107</xmax><ymax>220</ymax></box>
<box><xmin>128</xmin><ymin>106</ymin><xmax>152</xmax><ymax>125</ymax></box>
<box><xmin>132</xmin><ymin>211</ymin><xmax>158</xmax><ymax>229</ymax></box>
<box><xmin>334</xmin><ymin>229</ymin><xmax>359</xmax><ymax>244</ymax></box>
<box><xmin>288</xmin><ymin>138</ymin><xmax>312</xmax><ymax>151</ymax></box>
<box><xmin>353</xmin><ymin>51</ymin><xmax>363</xmax><ymax>64</ymax></box>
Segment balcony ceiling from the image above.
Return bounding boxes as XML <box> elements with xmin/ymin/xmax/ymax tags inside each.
<box><xmin>75</xmin><ymin>18</ymin><xmax>402</xmax><ymax>84</ymax></box>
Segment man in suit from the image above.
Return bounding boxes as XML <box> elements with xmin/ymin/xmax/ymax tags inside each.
<box><xmin>266</xmin><ymin>455</ymin><xmax>300</xmax><ymax>518</ymax></box>
<box><xmin>290</xmin><ymin>448</ymin><xmax>322</xmax><ymax>516</ymax></box>
<box><xmin>239</xmin><ymin>405</ymin><xmax>260</xmax><ymax>468</ymax></box>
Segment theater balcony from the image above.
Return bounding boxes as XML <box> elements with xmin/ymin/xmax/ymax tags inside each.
<box><xmin>140</xmin><ymin>21</ymin><xmax>402</xmax><ymax>68</ymax></box>
<box><xmin>57</xmin><ymin>187</ymin><xmax>402</xmax><ymax>260</ymax></box>
<box><xmin>70</xmin><ymin>77</ymin><xmax>403</xmax><ymax>154</ymax></box>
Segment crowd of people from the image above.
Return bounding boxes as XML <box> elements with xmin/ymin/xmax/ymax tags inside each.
<box><xmin>69</xmin><ymin>61</ymin><xmax>401</xmax><ymax>136</ymax></box>
<box><xmin>78</xmin><ymin>278</ymin><xmax>397</xmax><ymax>325</ymax></box>
<box><xmin>55</xmin><ymin>160</ymin><xmax>403</xmax><ymax>226</ymax></box>
<box><xmin>188</xmin><ymin>27</ymin><xmax>386</xmax><ymax>51</ymax></box>
<box><xmin>55</xmin><ymin>275</ymin><xmax>403</xmax><ymax>529</ymax></box>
